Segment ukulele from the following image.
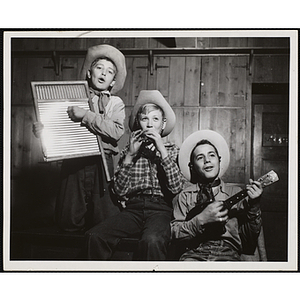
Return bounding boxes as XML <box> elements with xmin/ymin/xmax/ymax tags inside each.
<box><xmin>186</xmin><ymin>170</ymin><xmax>279</xmax><ymax>221</ymax></box>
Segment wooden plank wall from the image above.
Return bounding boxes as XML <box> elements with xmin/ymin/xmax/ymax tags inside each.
<box><xmin>10</xmin><ymin>36</ymin><xmax>290</xmax><ymax>230</ymax></box>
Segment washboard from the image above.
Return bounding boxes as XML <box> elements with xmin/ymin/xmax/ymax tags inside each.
<box><xmin>31</xmin><ymin>81</ymin><xmax>101</xmax><ymax>162</ymax></box>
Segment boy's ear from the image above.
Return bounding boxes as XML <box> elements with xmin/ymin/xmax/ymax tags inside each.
<box><xmin>162</xmin><ymin>118</ymin><xmax>167</xmax><ymax>130</ymax></box>
<box><xmin>87</xmin><ymin>70</ymin><xmax>91</xmax><ymax>79</ymax></box>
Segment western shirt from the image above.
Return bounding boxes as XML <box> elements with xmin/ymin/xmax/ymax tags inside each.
<box><xmin>81</xmin><ymin>93</ymin><xmax>125</xmax><ymax>155</ymax></box>
<box><xmin>171</xmin><ymin>180</ymin><xmax>262</xmax><ymax>254</ymax></box>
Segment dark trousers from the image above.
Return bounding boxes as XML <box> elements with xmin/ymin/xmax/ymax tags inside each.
<box><xmin>85</xmin><ymin>195</ymin><xmax>172</xmax><ymax>260</ymax></box>
<box><xmin>55</xmin><ymin>154</ymin><xmax>120</xmax><ymax>232</ymax></box>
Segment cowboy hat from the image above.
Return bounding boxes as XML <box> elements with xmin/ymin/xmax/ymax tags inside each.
<box><xmin>179</xmin><ymin>130</ymin><xmax>230</xmax><ymax>182</ymax></box>
<box><xmin>129</xmin><ymin>90</ymin><xmax>176</xmax><ymax>137</ymax></box>
<box><xmin>80</xmin><ymin>44</ymin><xmax>127</xmax><ymax>94</ymax></box>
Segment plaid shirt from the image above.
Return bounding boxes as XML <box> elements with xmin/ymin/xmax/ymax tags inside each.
<box><xmin>113</xmin><ymin>143</ymin><xmax>183</xmax><ymax>199</ymax></box>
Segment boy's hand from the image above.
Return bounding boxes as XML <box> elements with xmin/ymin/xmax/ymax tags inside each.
<box><xmin>124</xmin><ymin>130</ymin><xmax>144</xmax><ymax>164</ymax></box>
<box><xmin>143</xmin><ymin>128</ymin><xmax>167</xmax><ymax>158</ymax></box>
<box><xmin>246</xmin><ymin>179</ymin><xmax>263</xmax><ymax>200</ymax></box>
<box><xmin>32</xmin><ymin>122</ymin><xmax>44</xmax><ymax>138</ymax></box>
<box><xmin>195</xmin><ymin>201</ymin><xmax>228</xmax><ymax>229</ymax></box>
<box><xmin>129</xmin><ymin>130</ymin><xmax>144</xmax><ymax>155</ymax></box>
<box><xmin>67</xmin><ymin>106</ymin><xmax>87</xmax><ymax>122</ymax></box>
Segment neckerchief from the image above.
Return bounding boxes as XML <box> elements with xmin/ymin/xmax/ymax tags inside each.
<box><xmin>89</xmin><ymin>88</ymin><xmax>111</xmax><ymax>115</ymax></box>
<box><xmin>196</xmin><ymin>178</ymin><xmax>221</xmax><ymax>206</ymax></box>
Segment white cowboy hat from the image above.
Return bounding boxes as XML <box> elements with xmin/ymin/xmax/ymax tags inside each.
<box><xmin>129</xmin><ymin>90</ymin><xmax>176</xmax><ymax>137</ymax></box>
<box><xmin>80</xmin><ymin>44</ymin><xmax>127</xmax><ymax>94</ymax></box>
<box><xmin>179</xmin><ymin>130</ymin><xmax>230</xmax><ymax>182</ymax></box>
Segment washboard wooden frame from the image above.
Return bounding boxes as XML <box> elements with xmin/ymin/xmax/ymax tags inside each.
<box><xmin>31</xmin><ymin>81</ymin><xmax>102</xmax><ymax>162</ymax></box>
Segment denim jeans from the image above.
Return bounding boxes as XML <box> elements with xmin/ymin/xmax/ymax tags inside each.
<box><xmin>85</xmin><ymin>195</ymin><xmax>172</xmax><ymax>260</ymax></box>
<box><xmin>180</xmin><ymin>240</ymin><xmax>241</xmax><ymax>261</ymax></box>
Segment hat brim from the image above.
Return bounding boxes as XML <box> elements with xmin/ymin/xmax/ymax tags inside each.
<box><xmin>129</xmin><ymin>90</ymin><xmax>176</xmax><ymax>137</ymax></box>
<box><xmin>80</xmin><ymin>44</ymin><xmax>127</xmax><ymax>94</ymax></box>
<box><xmin>179</xmin><ymin>130</ymin><xmax>230</xmax><ymax>182</ymax></box>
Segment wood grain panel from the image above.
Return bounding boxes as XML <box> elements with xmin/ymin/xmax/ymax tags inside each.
<box><xmin>11</xmin><ymin>38</ymin><xmax>56</xmax><ymax>51</ymax></box>
<box><xmin>183</xmin><ymin>108</ymin><xmax>200</xmax><ymax>141</ymax></box>
<box><xmin>149</xmin><ymin>39</ymin><xmax>159</xmax><ymax>48</ymax></box>
<box><xmin>25</xmin><ymin>58</ymin><xmax>57</xmax><ymax>103</ymax></box>
<box><xmin>209</xmin><ymin>37</ymin><xmax>248</xmax><ymax>48</ymax></box>
<box><xmin>201</xmin><ymin>56</ymin><xmax>219</xmax><ymax>106</ymax></box>
<box><xmin>85</xmin><ymin>38</ymin><xmax>108</xmax><ymax>49</ymax></box>
<box><xmin>11</xmin><ymin>37</ymin><xmax>290</xmax><ymax>52</ymax></box>
<box><xmin>168</xmin><ymin>108</ymin><xmax>184</xmax><ymax>147</ymax></box>
<box><xmin>12</xmin><ymin>57</ymin><xmax>28</xmax><ymax>105</ymax></box>
<box><xmin>218</xmin><ymin>56</ymin><xmax>247</xmax><ymax>107</ymax></box>
<box><xmin>169</xmin><ymin>57</ymin><xmax>185</xmax><ymax>106</ymax></box>
<box><xmin>132</xmin><ymin>56</ymin><xmax>148</xmax><ymax>103</ymax></box>
<box><xmin>202</xmin><ymin>56</ymin><xmax>247</xmax><ymax>107</ymax></box>
<box><xmin>184</xmin><ymin>56</ymin><xmax>201</xmax><ymax>106</ymax></box>
<box><xmin>11</xmin><ymin>106</ymin><xmax>25</xmax><ymax>176</ymax></box>
<box><xmin>118</xmin><ymin>57</ymin><xmax>133</xmax><ymax>106</ymax></box>
<box><xmin>134</xmin><ymin>38</ymin><xmax>149</xmax><ymax>48</ymax></box>
<box><xmin>247</xmin><ymin>38</ymin><xmax>289</xmax><ymax>48</ymax></box>
<box><xmin>60</xmin><ymin>57</ymin><xmax>81</xmax><ymax>80</ymax></box>
<box><xmin>200</xmin><ymin>107</ymin><xmax>246</xmax><ymax>183</ymax></box>
<box><xmin>155</xmin><ymin>56</ymin><xmax>170</xmax><ymax>100</ymax></box>
<box><xmin>59</xmin><ymin>38</ymin><xmax>87</xmax><ymax>51</ymax></box>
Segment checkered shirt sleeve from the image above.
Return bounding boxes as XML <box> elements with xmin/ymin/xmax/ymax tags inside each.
<box><xmin>113</xmin><ymin>143</ymin><xmax>183</xmax><ymax>198</ymax></box>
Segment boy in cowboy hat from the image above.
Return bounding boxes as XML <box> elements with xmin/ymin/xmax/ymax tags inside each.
<box><xmin>171</xmin><ymin>130</ymin><xmax>263</xmax><ymax>261</ymax></box>
<box><xmin>33</xmin><ymin>44</ymin><xmax>127</xmax><ymax>232</ymax></box>
<box><xmin>85</xmin><ymin>90</ymin><xmax>184</xmax><ymax>260</ymax></box>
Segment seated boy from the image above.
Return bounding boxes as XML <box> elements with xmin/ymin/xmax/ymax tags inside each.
<box><xmin>171</xmin><ymin>130</ymin><xmax>263</xmax><ymax>261</ymax></box>
<box><xmin>85</xmin><ymin>90</ymin><xmax>183</xmax><ymax>260</ymax></box>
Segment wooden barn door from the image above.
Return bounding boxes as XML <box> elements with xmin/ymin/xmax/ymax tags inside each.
<box><xmin>200</xmin><ymin>56</ymin><xmax>249</xmax><ymax>184</ymax></box>
<box><xmin>118</xmin><ymin>55</ymin><xmax>203</xmax><ymax>152</ymax></box>
<box><xmin>119</xmin><ymin>54</ymin><xmax>249</xmax><ymax>186</ymax></box>
<box><xmin>252</xmin><ymin>98</ymin><xmax>289</xmax><ymax>261</ymax></box>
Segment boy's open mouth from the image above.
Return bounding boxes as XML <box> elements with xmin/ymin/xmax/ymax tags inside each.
<box><xmin>204</xmin><ymin>166</ymin><xmax>214</xmax><ymax>171</ymax></box>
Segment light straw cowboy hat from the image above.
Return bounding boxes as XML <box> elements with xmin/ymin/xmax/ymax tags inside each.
<box><xmin>80</xmin><ymin>44</ymin><xmax>127</xmax><ymax>94</ymax></box>
<box><xmin>179</xmin><ymin>130</ymin><xmax>230</xmax><ymax>182</ymax></box>
<box><xmin>129</xmin><ymin>90</ymin><xmax>176</xmax><ymax>137</ymax></box>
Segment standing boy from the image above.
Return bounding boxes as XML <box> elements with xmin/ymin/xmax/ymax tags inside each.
<box><xmin>33</xmin><ymin>44</ymin><xmax>127</xmax><ymax>232</ymax></box>
<box><xmin>171</xmin><ymin>130</ymin><xmax>263</xmax><ymax>261</ymax></box>
<box><xmin>85</xmin><ymin>90</ymin><xmax>183</xmax><ymax>260</ymax></box>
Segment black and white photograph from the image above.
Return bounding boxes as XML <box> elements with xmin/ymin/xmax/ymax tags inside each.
<box><xmin>2</xmin><ymin>29</ymin><xmax>298</xmax><ymax>273</ymax></box>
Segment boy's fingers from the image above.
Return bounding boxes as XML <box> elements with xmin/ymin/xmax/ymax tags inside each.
<box><xmin>253</xmin><ymin>180</ymin><xmax>262</xmax><ymax>188</ymax></box>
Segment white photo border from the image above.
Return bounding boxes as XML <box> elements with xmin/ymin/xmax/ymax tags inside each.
<box><xmin>3</xmin><ymin>29</ymin><xmax>298</xmax><ymax>272</ymax></box>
